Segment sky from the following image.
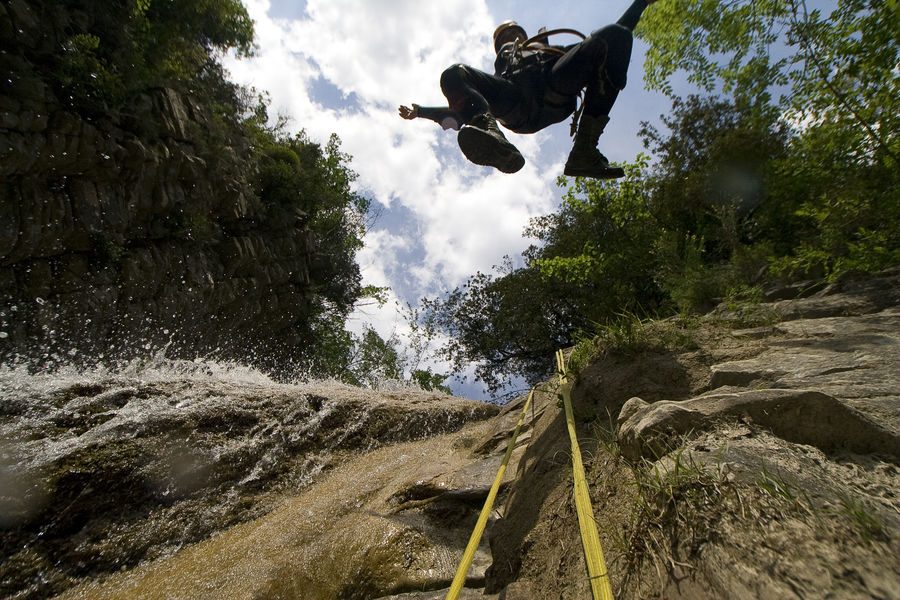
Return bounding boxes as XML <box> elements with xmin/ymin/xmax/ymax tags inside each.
<box><xmin>222</xmin><ymin>0</ymin><xmax>675</xmax><ymax>398</ymax></box>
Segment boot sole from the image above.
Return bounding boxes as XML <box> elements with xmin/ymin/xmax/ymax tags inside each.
<box><xmin>458</xmin><ymin>126</ymin><xmax>525</xmax><ymax>174</ymax></box>
<box><xmin>563</xmin><ymin>164</ymin><xmax>625</xmax><ymax>179</ymax></box>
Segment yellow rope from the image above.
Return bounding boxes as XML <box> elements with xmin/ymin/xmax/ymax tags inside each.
<box><xmin>445</xmin><ymin>389</ymin><xmax>535</xmax><ymax>600</ymax></box>
<box><xmin>447</xmin><ymin>349</ymin><xmax>613</xmax><ymax>599</ymax></box>
<box><xmin>557</xmin><ymin>349</ymin><xmax>614</xmax><ymax>600</ymax></box>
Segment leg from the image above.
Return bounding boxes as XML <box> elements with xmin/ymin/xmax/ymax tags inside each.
<box><xmin>439</xmin><ymin>64</ymin><xmax>526</xmax><ymax>173</ymax></box>
<box><xmin>617</xmin><ymin>0</ymin><xmax>650</xmax><ymax>32</ymax></box>
<box><xmin>439</xmin><ymin>64</ymin><xmax>522</xmax><ymax>124</ymax></box>
<box><xmin>549</xmin><ymin>24</ymin><xmax>634</xmax><ymax>118</ymax></box>
<box><xmin>552</xmin><ymin>25</ymin><xmax>635</xmax><ymax>178</ymax></box>
<box><xmin>550</xmin><ymin>1</ymin><xmax>652</xmax><ymax>179</ymax></box>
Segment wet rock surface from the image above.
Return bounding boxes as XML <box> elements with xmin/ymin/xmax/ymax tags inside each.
<box><xmin>47</xmin><ymin>382</ymin><xmax>536</xmax><ymax>600</ymax></box>
<box><xmin>0</xmin><ymin>362</ymin><xmax>497</xmax><ymax>599</ymax></box>
<box><xmin>3</xmin><ymin>269</ymin><xmax>900</xmax><ymax>600</ymax></box>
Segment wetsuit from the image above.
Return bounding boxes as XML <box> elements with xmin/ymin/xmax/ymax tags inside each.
<box><xmin>416</xmin><ymin>0</ymin><xmax>648</xmax><ymax>134</ymax></box>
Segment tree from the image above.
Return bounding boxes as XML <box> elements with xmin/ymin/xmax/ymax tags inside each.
<box><xmin>54</xmin><ymin>0</ymin><xmax>254</xmax><ymax>113</ymax></box>
<box><xmin>638</xmin><ymin>0</ymin><xmax>899</xmax><ymax>278</ymax></box>
<box><xmin>424</xmin><ymin>160</ymin><xmax>668</xmax><ymax>394</ymax></box>
<box><xmin>424</xmin><ymin>263</ymin><xmax>578</xmax><ymax>395</ymax></box>
<box><xmin>638</xmin><ymin>0</ymin><xmax>898</xmax><ymax>160</ymax></box>
<box><xmin>424</xmin><ymin>0</ymin><xmax>898</xmax><ymax>392</ymax></box>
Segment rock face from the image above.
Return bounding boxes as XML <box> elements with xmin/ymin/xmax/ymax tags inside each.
<box><xmin>0</xmin><ymin>360</ymin><xmax>498</xmax><ymax>599</ymax></box>
<box><xmin>3</xmin><ymin>270</ymin><xmax>898</xmax><ymax>600</ymax></box>
<box><xmin>0</xmin><ymin>2</ymin><xmax>315</xmax><ymax>365</ymax></box>
<box><xmin>620</xmin><ymin>268</ymin><xmax>900</xmax><ymax>460</ymax></box>
<box><xmin>603</xmin><ymin>268</ymin><xmax>900</xmax><ymax>600</ymax></box>
<box><xmin>617</xmin><ymin>388</ymin><xmax>900</xmax><ymax>461</ymax></box>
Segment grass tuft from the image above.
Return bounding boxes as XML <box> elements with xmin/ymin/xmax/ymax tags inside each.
<box><xmin>568</xmin><ymin>313</ymin><xmax>700</xmax><ymax>376</ymax></box>
<box><xmin>838</xmin><ymin>495</ymin><xmax>888</xmax><ymax>542</ymax></box>
<box><xmin>616</xmin><ymin>448</ymin><xmax>733</xmax><ymax>595</ymax></box>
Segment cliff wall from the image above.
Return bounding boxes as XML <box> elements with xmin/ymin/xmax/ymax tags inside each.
<box><xmin>0</xmin><ymin>0</ymin><xmax>315</xmax><ymax>365</ymax></box>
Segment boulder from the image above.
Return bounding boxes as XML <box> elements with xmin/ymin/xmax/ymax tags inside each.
<box><xmin>617</xmin><ymin>389</ymin><xmax>900</xmax><ymax>461</ymax></box>
<box><xmin>709</xmin><ymin>307</ymin><xmax>900</xmax><ymax>430</ymax></box>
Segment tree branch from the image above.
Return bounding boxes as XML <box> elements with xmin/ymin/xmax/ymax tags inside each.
<box><xmin>789</xmin><ymin>0</ymin><xmax>897</xmax><ymax>163</ymax></box>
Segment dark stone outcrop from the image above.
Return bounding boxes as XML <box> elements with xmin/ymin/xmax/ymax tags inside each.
<box><xmin>0</xmin><ymin>2</ymin><xmax>315</xmax><ymax>367</ymax></box>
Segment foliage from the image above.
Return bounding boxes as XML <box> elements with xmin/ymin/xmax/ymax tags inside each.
<box><xmin>568</xmin><ymin>314</ymin><xmax>699</xmax><ymax>376</ymax></box>
<box><xmin>424</xmin><ymin>101</ymin><xmax>786</xmax><ymax>390</ymax></box>
<box><xmin>839</xmin><ymin>494</ymin><xmax>887</xmax><ymax>542</ymax></box>
<box><xmin>252</xmin><ymin>125</ymin><xmax>370</xmax><ymax>316</ymax></box>
<box><xmin>301</xmin><ymin>292</ymin><xmax>451</xmax><ymax>393</ymax></box>
<box><xmin>638</xmin><ymin>0</ymin><xmax>899</xmax><ymax>279</ymax></box>
<box><xmin>424</xmin><ymin>161</ymin><xmax>668</xmax><ymax>394</ymax></box>
<box><xmin>53</xmin><ymin>0</ymin><xmax>254</xmax><ymax>113</ymax></box>
<box><xmin>619</xmin><ymin>450</ymin><xmax>733</xmax><ymax>594</ymax></box>
<box><xmin>423</xmin><ymin>1</ymin><xmax>898</xmax><ymax>394</ymax></box>
<box><xmin>409</xmin><ymin>370</ymin><xmax>452</xmax><ymax>394</ymax></box>
<box><xmin>638</xmin><ymin>0</ymin><xmax>790</xmax><ymax>105</ymax></box>
<box><xmin>639</xmin><ymin>95</ymin><xmax>791</xmax><ymax>312</ymax></box>
<box><xmin>248</xmin><ymin>125</ymin><xmax>382</xmax><ymax>379</ymax></box>
<box><xmin>639</xmin><ymin>0</ymin><xmax>898</xmax><ymax>153</ymax></box>
<box><xmin>346</xmin><ymin>325</ymin><xmax>403</xmax><ymax>389</ymax></box>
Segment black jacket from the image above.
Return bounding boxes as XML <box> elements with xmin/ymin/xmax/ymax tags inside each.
<box><xmin>493</xmin><ymin>41</ymin><xmax>577</xmax><ymax>134</ymax></box>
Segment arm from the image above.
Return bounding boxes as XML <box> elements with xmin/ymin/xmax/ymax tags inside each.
<box><xmin>398</xmin><ymin>103</ymin><xmax>462</xmax><ymax>130</ymax></box>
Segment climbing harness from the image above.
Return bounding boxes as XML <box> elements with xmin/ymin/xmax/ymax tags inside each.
<box><xmin>503</xmin><ymin>28</ymin><xmax>590</xmax><ymax>138</ymax></box>
<box><xmin>522</xmin><ymin>28</ymin><xmax>587</xmax><ymax>54</ymax></box>
<box><xmin>446</xmin><ymin>349</ymin><xmax>614</xmax><ymax>600</ymax></box>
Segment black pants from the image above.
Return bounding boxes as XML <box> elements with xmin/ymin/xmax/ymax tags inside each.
<box><xmin>549</xmin><ymin>23</ymin><xmax>634</xmax><ymax>118</ymax></box>
<box><xmin>440</xmin><ymin>0</ymin><xmax>646</xmax><ymax>127</ymax></box>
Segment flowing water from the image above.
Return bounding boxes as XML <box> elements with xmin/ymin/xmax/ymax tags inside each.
<box><xmin>0</xmin><ymin>354</ymin><xmax>498</xmax><ymax>599</ymax></box>
<box><xmin>56</xmin><ymin>420</ymin><xmax>501</xmax><ymax>599</ymax></box>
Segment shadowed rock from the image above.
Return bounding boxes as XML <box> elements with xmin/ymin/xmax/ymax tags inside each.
<box><xmin>617</xmin><ymin>389</ymin><xmax>900</xmax><ymax>461</ymax></box>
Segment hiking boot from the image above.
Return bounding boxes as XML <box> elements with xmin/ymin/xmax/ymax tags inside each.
<box><xmin>563</xmin><ymin>114</ymin><xmax>625</xmax><ymax>179</ymax></box>
<box><xmin>457</xmin><ymin>113</ymin><xmax>525</xmax><ymax>174</ymax></box>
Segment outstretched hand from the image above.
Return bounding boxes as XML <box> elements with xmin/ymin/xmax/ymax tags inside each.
<box><xmin>398</xmin><ymin>104</ymin><xmax>419</xmax><ymax>120</ymax></box>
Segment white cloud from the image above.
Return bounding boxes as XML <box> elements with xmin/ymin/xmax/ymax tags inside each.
<box><xmin>283</xmin><ymin>0</ymin><xmax>494</xmax><ymax>106</ymax></box>
<box><xmin>227</xmin><ymin>0</ymin><xmax>564</xmax><ymax>283</ymax></box>
<box><xmin>225</xmin><ymin>0</ymin><xmax>579</xmax><ymax>396</ymax></box>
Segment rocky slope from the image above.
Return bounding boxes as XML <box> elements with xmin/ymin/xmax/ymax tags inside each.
<box><xmin>0</xmin><ymin>268</ymin><xmax>895</xmax><ymax>600</ymax></box>
<box><xmin>2</xmin><ymin>268</ymin><xmax>891</xmax><ymax>600</ymax></box>
<box><xmin>0</xmin><ymin>361</ymin><xmax>497</xmax><ymax>599</ymax></box>
<box><xmin>489</xmin><ymin>267</ymin><xmax>900</xmax><ymax>599</ymax></box>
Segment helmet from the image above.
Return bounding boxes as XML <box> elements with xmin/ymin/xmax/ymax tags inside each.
<box><xmin>493</xmin><ymin>20</ymin><xmax>527</xmax><ymax>52</ymax></box>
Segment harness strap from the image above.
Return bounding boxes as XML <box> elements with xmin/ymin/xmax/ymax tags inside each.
<box><xmin>510</xmin><ymin>28</ymin><xmax>589</xmax><ymax>137</ymax></box>
<box><xmin>523</xmin><ymin>28</ymin><xmax>587</xmax><ymax>48</ymax></box>
<box><xmin>570</xmin><ymin>95</ymin><xmax>585</xmax><ymax>138</ymax></box>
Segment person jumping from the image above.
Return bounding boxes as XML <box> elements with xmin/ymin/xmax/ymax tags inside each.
<box><xmin>399</xmin><ymin>0</ymin><xmax>657</xmax><ymax>178</ymax></box>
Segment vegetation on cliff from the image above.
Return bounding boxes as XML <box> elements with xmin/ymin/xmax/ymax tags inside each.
<box><xmin>3</xmin><ymin>0</ymin><xmax>438</xmax><ymax>387</ymax></box>
<box><xmin>51</xmin><ymin>0</ymin><xmax>253</xmax><ymax>114</ymax></box>
<box><xmin>425</xmin><ymin>0</ymin><xmax>899</xmax><ymax>394</ymax></box>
